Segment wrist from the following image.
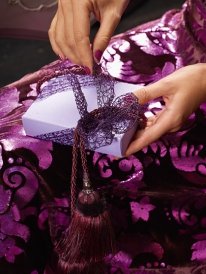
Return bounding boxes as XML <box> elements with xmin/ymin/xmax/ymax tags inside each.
<box><xmin>198</xmin><ymin>63</ymin><xmax>206</xmax><ymax>102</ymax></box>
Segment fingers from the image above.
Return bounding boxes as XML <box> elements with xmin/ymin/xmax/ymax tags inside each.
<box><xmin>125</xmin><ymin>108</ymin><xmax>175</xmax><ymax>156</ymax></box>
<box><xmin>48</xmin><ymin>12</ymin><xmax>64</xmax><ymax>58</ymax></box>
<box><xmin>124</xmin><ymin>80</ymin><xmax>170</xmax><ymax>155</ymax></box>
<box><xmin>48</xmin><ymin>1</ymin><xmax>79</xmax><ymax>62</ymax></box>
<box><xmin>49</xmin><ymin>0</ymin><xmax>92</xmax><ymax>69</ymax></box>
<box><xmin>52</xmin><ymin>0</ymin><xmax>82</xmax><ymax>64</ymax></box>
<box><xmin>59</xmin><ymin>0</ymin><xmax>81</xmax><ymax>63</ymax></box>
<box><xmin>92</xmin><ymin>10</ymin><xmax>121</xmax><ymax>63</ymax></box>
<box><xmin>72</xmin><ymin>0</ymin><xmax>93</xmax><ymax>72</ymax></box>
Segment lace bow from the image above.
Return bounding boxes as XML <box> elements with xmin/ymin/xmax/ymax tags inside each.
<box><xmin>70</xmin><ymin>67</ymin><xmax>142</xmax><ymax>150</ymax></box>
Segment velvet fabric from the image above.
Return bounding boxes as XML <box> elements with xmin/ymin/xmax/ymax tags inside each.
<box><xmin>0</xmin><ymin>1</ymin><xmax>206</xmax><ymax>273</ymax></box>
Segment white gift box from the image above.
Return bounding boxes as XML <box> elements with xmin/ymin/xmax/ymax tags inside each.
<box><xmin>22</xmin><ymin>74</ymin><xmax>142</xmax><ymax>156</ymax></box>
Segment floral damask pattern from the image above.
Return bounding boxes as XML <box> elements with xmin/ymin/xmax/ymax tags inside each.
<box><xmin>102</xmin><ymin>1</ymin><xmax>206</xmax><ymax>84</ymax></box>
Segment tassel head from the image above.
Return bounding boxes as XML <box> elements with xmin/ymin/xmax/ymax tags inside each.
<box><xmin>76</xmin><ymin>175</ymin><xmax>105</xmax><ymax>217</ymax></box>
<box><xmin>76</xmin><ymin>189</ymin><xmax>105</xmax><ymax>217</ymax></box>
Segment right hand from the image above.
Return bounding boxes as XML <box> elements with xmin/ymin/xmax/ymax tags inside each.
<box><xmin>48</xmin><ymin>0</ymin><xmax>129</xmax><ymax>73</ymax></box>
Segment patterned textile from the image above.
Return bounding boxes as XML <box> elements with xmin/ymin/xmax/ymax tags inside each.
<box><xmin>0</xmin><ymin>1</ymin><xmax>206</xmax><ymax>273</ymax></box>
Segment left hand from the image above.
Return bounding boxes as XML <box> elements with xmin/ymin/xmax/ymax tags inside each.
<box><xmin>125</xmin><ymin>63</ymin><xmax>206</xmax><ymax>156</ymax></box>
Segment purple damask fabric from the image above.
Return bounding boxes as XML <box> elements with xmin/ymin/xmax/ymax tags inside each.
<box><xmin>0</xmin><ymin>1</ymin><xmax>206</xmax><ymax>273</ymax></box>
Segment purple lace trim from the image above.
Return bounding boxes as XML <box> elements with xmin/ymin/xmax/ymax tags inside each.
<box><xmin>36</xmin><ymin>128</ymin><xmax>75</xmax><ymax>146</ymax></box>
<box><xmin>37</xmin><ymin>74</ymin><xmax>97</xmax><ymax>101</ymax></box>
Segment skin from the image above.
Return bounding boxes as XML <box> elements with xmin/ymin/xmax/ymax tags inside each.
<box><xmin>48</xmin><ymin>0</ymin><xmax>129</xmax><ymax>73</ymax></box>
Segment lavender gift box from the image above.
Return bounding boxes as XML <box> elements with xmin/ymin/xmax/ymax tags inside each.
<box><xmin>22</xmin><ymin>73</ymin><xmax>142</xmax><ymax>157</ymax></box>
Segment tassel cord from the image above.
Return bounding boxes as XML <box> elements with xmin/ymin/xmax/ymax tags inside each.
<box><xmin>70</xmin><ymin>129</ymin><xmax>79</xmax><ymax>216</ymax></box>
<box><xmin>71</xmin><ymin>129</ymin><xmax>91</xmax><ymax>215</ymax></box>
<box><xmin>79</xmin><ymin>134</ymin><xmax>91</xmax><ymax>190</ymax></box>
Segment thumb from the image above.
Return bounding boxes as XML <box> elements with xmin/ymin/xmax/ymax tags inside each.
<box><xmin>134</xmin><ymin>80</ymin><xmax>166</xmax><ymax>105</ymax></box>
<box><xmin>93</xmin><ymin>11</ymin><xmax>121</xmax><ymax>63</ymax></box>
<box><xmin>125</xmin><ymin>108</ymin><xmax>174</xmax><ymax>155</ymax></box>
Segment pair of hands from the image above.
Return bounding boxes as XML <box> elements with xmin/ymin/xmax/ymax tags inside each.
<box><xmin>48</xmin><ymin>1</ymin><xmax>206</xmax><ymax>155</ymax></box>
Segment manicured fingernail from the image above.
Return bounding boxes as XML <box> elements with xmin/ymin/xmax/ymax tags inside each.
<box><xmin>84</xmin><ymin>66</ymin><xmax>91</xmax><ymax>75</ymax></box>
<box><xmin>94</xmin><ymin>50</ymin><xmax>103</xmax><ymax>62</ymax></box>
<box><xmin>58</xmin><ymin>54</ymin><xmax>65</xmax><ymax>60</ymax></box>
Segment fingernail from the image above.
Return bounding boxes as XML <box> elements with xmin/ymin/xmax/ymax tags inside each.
<box><xmin>58</xmin><ymin>54</ymin><xmax>65</xmax><ymax>60</ymax></box>
<box><xmin>84</xmin><ymin>66</ymin><xmax>91</xmax><ymax>75</ymax></box>
<box><xmin>94</xmin><ymin>50</ymin><xmax>103</xmax><ymax>62</ymax></box>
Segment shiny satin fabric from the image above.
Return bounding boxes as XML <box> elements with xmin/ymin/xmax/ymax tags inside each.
<box><xmin>0</xmin><ymin>1</ymin><xmax>206</xmax><ymax>273</ymax></box>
